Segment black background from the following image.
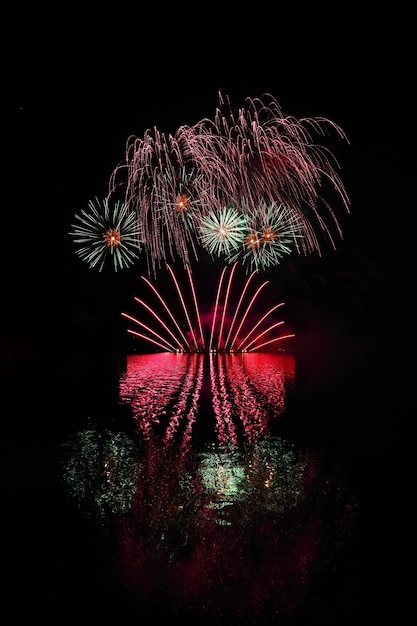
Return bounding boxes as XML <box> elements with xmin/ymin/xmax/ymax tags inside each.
<box><xmin>2</xmin><ymin>3</ymin><xmax>414</xmax><ymax>623</ymax></box>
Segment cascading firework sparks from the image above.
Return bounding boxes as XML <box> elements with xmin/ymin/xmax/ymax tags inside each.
<box><xmin>106</xmin><ymin>91</ymin><xmax>350</xmax><ymax>276</ymax></box>
<box><xmin>71</xmin><ymin>92</ymin><xmax>350</xmax><ymax>275</ymax></box>
<box><xmin>122</xmin><ymin>262</ymin><xmax>295</xmax><ymax>353</ymax></box>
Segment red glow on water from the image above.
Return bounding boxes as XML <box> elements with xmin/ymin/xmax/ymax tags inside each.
<box><xmin>119</xmin><ymin>352</ymin><xmax>295</xmax><ymax>447</ymax></box>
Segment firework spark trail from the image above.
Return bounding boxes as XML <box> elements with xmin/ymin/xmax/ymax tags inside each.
<box><xmin>101</xmin><ymin>91</ymin><xmax>350</xmax><ymax>275</ymax></box>
<box><xmin>186</xmin><ymin>264</ymin><xmax>205</xmax><ymax>350</ymax></box>
<box><xmin>209</xmin><ymin>265</ymin><xmax>227</xmax><ymax>352</ymax></box>
<box><xmin>140</xmin><ymin>275</ymin><xmax>190</xmax><ymax>348</ymax></box>
<box><xmin>248</xmin><ymin>333</ymin><xmax>296</xmax><ymax>352</ymax></box>
<box><xmin>223</xmin><ymin>269</ymin><xmax>258</xmax><ymax>351</ymax></box>
<box><xmin>228</xmin><ymin>280</ymin><xmax>269</xmax><ymax>350</ymax></box>
<box><xmin>236</xmin><ymin>303</ymin><xmax>284</xmax><ymax>351</ymax></box>
<box><xmin>240</xmin><ymin>320</ymin><xmax>285</xmax><ymax>352</ymax></box>
<box><xmin>123</xmin><ymin>263</ymin><xmax>293</xmax><ymax>353</ymax></box>
<box><xmin>216</xmin><ymin>261</ymin><xmax>237</xmax><ymax>351</ymax></box>
<box><xmin>132</xmin><ymin>297</ymin><xmax>185</xmax><ymax>351</ymax></box>
<box><xmin>167</xmin><ymin>264</ymin><xmax>199</xmax><ymax>351</ymax></box>
<box><xmin>122</xmin><ymin>312</ymin><xmax>180</xmax><ymax>352</ymax></box>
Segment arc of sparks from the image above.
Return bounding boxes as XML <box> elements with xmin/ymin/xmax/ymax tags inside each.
<box><xmin>186</xmin><ymin>264</ymin><xmax>206</xmax><ymax>351</ymax></box>
<box><xmin>216</xmin><ymin>262</ymin><xmax>238</xmax><ymax>351</ymax></box>
<box><xmin>209</xmin><ymin>265</ymin><xmax>228</xmax><ymax>352</ymax></box>
<box><xmin>133</xmin><ymin>297</ymin><xmax>185</xmax><ymax>351</ymax></box>
<box><xmin>121</xmin><ymin>313</ymin><xmax>178</xmax><ymax>352</ymax></box>
<box><xmin>228</xmin><ymin>280</ymin><xmax>269</xmax><ymax>351</ymax></box>
<box><xmin>248</xmin><ymin>333</ymin><xmax>296</xmax><ymax>352</ymax></box>
<box><xmin>167</xmin><ymin>264</ymin><xmax>200</xmax><ymax>351</ymax></box>
<box><xmin>223</xmin><ymin>269</ymin><xmax>259</xmax><ymax>351</ymax></box>
<box><xmin>236</xmin><ymin>303</ymin><xmax>285</xmax><ymax>351</ymax></box>
<box><xmin>122</xmin><ymin>263</ymin><xmax>294</xmax><ymax>353</ymax></box>
<box><xmin>141</xmin><ymin>275</ymin><xmax>190</xmax><ymax>348</ymax></box>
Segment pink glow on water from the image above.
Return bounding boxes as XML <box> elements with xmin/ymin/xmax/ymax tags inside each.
<box><xmin>119</xmin><ymin>352</ymin><xmax>295</xmax><ymax>446</ymax></box>
<box><xmin>209</xmin><ymin>353</ymin><xmax>239</xmax><ymax>445</ymax></box>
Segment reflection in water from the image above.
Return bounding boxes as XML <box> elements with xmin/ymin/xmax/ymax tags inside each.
<box><xmin>62</xmin><ymin>353</ymin><xmax>358</xmax><ymax>624</ymax></box>
<box><xmin>119</xmin><ymin>352</ymin><xmax>295</xmax><ymax>446</ymax></box>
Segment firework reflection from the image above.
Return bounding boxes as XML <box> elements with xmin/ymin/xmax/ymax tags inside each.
<box><xmin>118</xmin><ymin>352</ymin><xmax>295</xmax><ymax>446</ymax></box>
<box><xmin>62</xmin><ymin>426</ymin><xmax>358</xmax><ymax>624</ymax></box>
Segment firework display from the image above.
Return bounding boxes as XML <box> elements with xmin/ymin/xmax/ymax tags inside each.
<box><xmin>70</xmin><ymin>196</ymin><xmax>141</xmax><ymax>271</ymax></box>
<box><xmin>71</xmin><ymin>92</ymin><xmax>349</xmax><ymax>275</ymax></box>
<box><xmin>122</xmin><ymin>262</ymin><xmax>294</xmax><ymax>353</ymax></box>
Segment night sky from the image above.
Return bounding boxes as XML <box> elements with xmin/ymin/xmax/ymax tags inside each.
<box><xmin>4</xmin><ymin>6</ymin><xmax>414</xmax><ymax>386</ymax></box>
<box><xmin>2</xmin><ymin>5</ymin><xmax>414</xmax><ymax>621</ymax></box>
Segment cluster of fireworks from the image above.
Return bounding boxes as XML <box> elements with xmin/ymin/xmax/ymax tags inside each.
<box><xmin>122</xmin><ymin>262</ymin><xmax>294</xmax><ymax>353</ymax></box>
<box><xmin>70</xmin><ymin>92</ymin><xmax>350</xmax><ymax>276</ymax></box>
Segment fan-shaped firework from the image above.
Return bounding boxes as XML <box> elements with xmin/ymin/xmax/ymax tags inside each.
<box><xmin>122</xmin><ymin>262</ymin><xmax>294</xmax><ymax>353</ymax></box>
<box><xmin>70</xmin><ymin>197</ymin><xmax>141</xmax><ymax>271</ymax></box>
<box><xmin>99</xmin><ymin>91</ymin><xmax>350</xmax><ymax>275</ymax></box>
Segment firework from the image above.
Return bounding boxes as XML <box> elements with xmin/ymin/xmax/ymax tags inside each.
<box><xmin>70</xmin><ymin>197</ymin><xmax>141</xmax><ymax>271</ymax></box>
<box><xmin>86</xmin><ymin>91</ymin><xmax>350</xmax><ymax>275</ymax></box>
<box><xmin>227</xmin><ymin>199</ymin><xmax>313</xmax><ymax>272</ymax></box>
<box><xmin>122</xmin><ymin>262</ymin><xmax>294</xmax><ymax>353</ymax></box>
<box><xmin>199</xmin><ymin>205</ymin><xmax>247</xmax><ymax>257</ymax></box>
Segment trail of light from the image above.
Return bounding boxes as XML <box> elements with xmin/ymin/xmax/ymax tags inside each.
<box><xmin>141</xmin><ymin>275</ymin><xmax>190</xmax><ymax>348</ymax></box>
<box><xmin>229</xmin><ymin>281</ymin><xmax>269</xmax><ymax>350</ymax></box>
<box><xmin>240</xmin><ymin>321</ymin><xmax>285</xmax><ymax>352</ymax></box>
<box><xmin>122</xmin><ymin>313</ymin><xmax>177</xmax><ymax>352</ymax></box>
<box><xmin>249</xmin><ymin>333</ymin><xmax>296</xmax><ymax>352</ymax></box>
<box><xmin>223</xmin><ymin>269</ymin><xmax>258</xmax><ymax>351</ymax></box>
<box><xmin>127</xmin><ymin>330</ymin><xmax>176</xmax><ymax>352</ymax></box>
<box><xmin>209</xmin><ymin>265</ymin><xmax>227</xmax><ymax>352</ymax></box>
<box><xmin>236</xmin><ymin>303</ymin><xmax>285</xmax><ymax>351</ymax></box>
<box><xmin>217</xmin><ymin>262</ymin><xmax>238</xmax><ymax>351</ymax></box>
<box><xmin>167</xmin><ymin>264</ymin><xmax>199</xmax><ymax>351</ymax></box>
<box><xmin>186</xmin><ymin>264</ymin><xmax>205</xmax><ymax>350</ymax></box>
<box><xmin>134</xmin><ymin>297</ymin><xmax>184</xmax><ymax>351</ymax></box>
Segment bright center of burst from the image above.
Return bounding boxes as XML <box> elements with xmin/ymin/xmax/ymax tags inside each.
<box><xmin>106</xmin><ymin>228</ymin><xmax>122</xmax><ymax>248</ymax></box>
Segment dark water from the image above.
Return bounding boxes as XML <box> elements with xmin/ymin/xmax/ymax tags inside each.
<box><xmin>2</xmin><ymin>348</ymin><xmax>409</xmax><ymax>625</ymax></box>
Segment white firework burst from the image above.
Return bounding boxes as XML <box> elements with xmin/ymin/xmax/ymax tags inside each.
<box><xmin>228</xmin><ymin>200</ymin><xmax>308</xmax><ymax>272</ymax></box>
<box><xmin>70</xmin><ymin>197</ymin><xmax>142</xmax><ymax>271</ymax></box>
<box><xmin>198</xmin><ymin>205</ymin><xmax>247</xmax><ymax>257</ymax></box>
